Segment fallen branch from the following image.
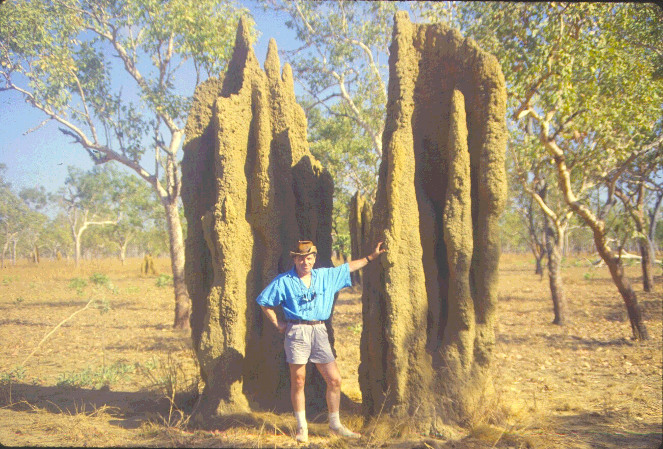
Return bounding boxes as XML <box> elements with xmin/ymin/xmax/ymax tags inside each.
<box><xmin>21</xmin><ymin>296</ymin><xmax>97</xmax><ymax>367</ymax></box>
<box><xmin>584</xmin><ymin>252</ymin><xmax>662</xmax><ymax>268</ymax></box>
<box><xmin>584</xmin><ymin>257</ymin><xmax>605</xmax><ymax>267</ymax></box>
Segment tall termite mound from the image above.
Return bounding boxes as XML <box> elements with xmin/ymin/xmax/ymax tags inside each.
<box><xmin>349</xmin><ymin>192</ymin><xmax>372</xmax><ymax>286</ymax></box>
<box><xmin>359</xmin><ymin>11</ymin><xmax>507</xmax><ymax>430</ymax></box>
<box><xmin>181</xmin><ymin>17</ymin><xmax>333</xmax><ymax>422</ymax></box>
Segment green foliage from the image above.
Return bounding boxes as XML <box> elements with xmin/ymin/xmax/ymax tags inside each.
<box><xmin>124</xmin><ymin>285</ymin><xmax>140</xmax><ymax>295</ymax></box>
<box><xmin>460</xmin><ymin>3</ymin><xmax>659</xmax><ymax>177</ymax></box>
<box><xmin>0</xmin><ymin>366</ymin><xmax>25</xmax><ymax>385</ymax></box>
<box><xmin>68</xmin><ymin>277</ymin><xmax>87</xmax><ymax>293</ymax></box>
<box><xmin>499</xmin><ymin>189</ymin><xmax>531</xmax><ymax>254</ymax></box>
<box><xmin>416</xmin><ymin>2</ymin><xmax>662</xmax><ymax>254</ymax></box>
<box><xmin>89</xmin><ymin>272</ymin><xmax>110</xmax><ymax>286</ymax></box>
<box><xmin>94</xmin><ymin>297</ymin><xmax>112</xmax><ymax>314</ymax></box>
<box><xmin>14</xmin><ymin>296</ymin><xmax>25</xmax><ymax>305</ymax></box>
<box><xmin>2</xmin><ymin>275</ymin><xmax>19</xmax><ymax>285</ymax></box>
<box><xmin>604</xmin><ymin>4</ymin><xmax>663</xmax><ymax>81</ymax></box>
<box><xmin>55</xmin><ymin>361</ymin><xmax>135</xmax><ymax>390</ymax></box>
<box><xmin>94</xmin><ymin>168</ymin><xmax>164</xmax><ymax>260</ymax></box>
<box><xmin>155</xmin><ymin>274</ymin><xmax>173</xmax><ymax>288</ymax></box>
<box><xmin>307</xmin><ymin>104</ymin><xmax>379</xmax><ymax>246</ymax></box>
<box><xmin>333</xmin><ymin>233</ymin><xmax>351</xmax><ymax>259</ymax></box>
<box><xmin>0</xmin><ymin>0</ymin><xmax>253</xmax><ymax>284</ymax></box>
<box><xmin>0</xmin><ymin>165</ymin><xmax>48</xmax><ymax>262</ymax></box>
<box><xmin>0</xmin><ymin>0</ymin><xmax>253</xmax><ymax>156</ymax></box>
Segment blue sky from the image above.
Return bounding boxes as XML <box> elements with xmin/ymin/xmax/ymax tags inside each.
<box><xmin>0</xmin><ymin>0</ymin><xmax>301</xmax><ymax>194</ymax></box>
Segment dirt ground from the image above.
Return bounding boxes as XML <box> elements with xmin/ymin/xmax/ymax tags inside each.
<box><xmin>0</xmin><ymin>255</ymin><xmax>660</xmax><ymax>448</ymax></box>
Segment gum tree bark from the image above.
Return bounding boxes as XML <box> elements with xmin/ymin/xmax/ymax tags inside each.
<box><xmin>543</xmin><ymin>214</ymin><xmax>568</xmax><ymax>325</ymax></box>
<box><xmin>615</xmin><ymin>182</ymin><xmax>654</xmax><ymax>292</ymax></box>
<box><xmin>359</xmin><ymin>12</ymin><xmax>507</xmax><ymax>429</ymax></box>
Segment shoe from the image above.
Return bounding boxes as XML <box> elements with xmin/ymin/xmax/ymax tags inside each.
<box><xmin>295</xmin><ymin>427</ymin><xmax>309</xmax><ymax>444</ymax></box>
<box><xmin>329</xmin><ymin>425</ymin><xmax>361</xmax><ymax>439</ymax></box>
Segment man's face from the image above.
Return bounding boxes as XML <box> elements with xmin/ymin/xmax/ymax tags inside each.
<box><xmin>294</xmin><ymin>253</ymin><xmax>316</xmax><ymax>276</ymax></box>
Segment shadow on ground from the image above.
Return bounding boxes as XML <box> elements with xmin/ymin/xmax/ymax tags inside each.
<box><xmin>0</xmin><ymin>382</ymin><xmax>361</xmax><ymax>433</ymax></box>
<box><xmin>1</xmin><ymin>383</ymin><xmax>190</xmax><ymax>430</ymax></box>
<box><xmin>550</xmin><ymin>411</ymin><xmax>662</xmax><ymax>449</ymax></box>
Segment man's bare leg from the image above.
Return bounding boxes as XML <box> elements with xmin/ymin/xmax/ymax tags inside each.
<box><xmin>316</xmin><ymin>361</ymin><xmax>360</xmax><ymax>438</ymax></box>
<box><xmin>290</xmin><ymin>363</ymin><xmax>308</xmax><ymax>443</ymax></box>
<box><xmin>315</xmin><ymin>361</ymin><xmax>341</xmax><ymax>413</ymax></box>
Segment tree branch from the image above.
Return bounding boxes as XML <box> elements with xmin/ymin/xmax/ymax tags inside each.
<box><xmin>22</xmin><ymin>118</ymin><xmax>52</xmax><ymax>136</ymax></box>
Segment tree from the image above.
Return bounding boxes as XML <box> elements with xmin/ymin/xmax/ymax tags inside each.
<box><xmin>605</xmin><ymin>3</ymin><xmax>663</xmax><ymax>81</ymax></box>
<box><xmin>306</xmin><ymin>104</ymin><xmax>378</xmax><ymax>255</ymax></box>
<box><xmin>0</xmin><ymin>164</ymin><xmax>30</xmax><ymax>267</ymax></box>
<box><xmin>513</xmin><ymin>177</ymin><xmax>546</xmax><ymax>274</ymax></box>
<box><xmin>56</xmin><ymin>165</ymin><xmax>119</xmax><ymax>266</ymax></box>
<box><xmin>19</xmin><ymin>186</ymin><xmax>50</xmax><ymax>263</ymax></box>
<box><xmin>647</xmin><ymin>180</ymin><xmax>663</xmax><ymax>256</ymax></box>
<box><xmin>613</xmin><ymin>150</ymin><xmax>663</xmax><ymax>292</ymax></box>
<box><xmin>509</xmin><ymin>126</ymin><xmax>575</xmax><ymax>325</ymax></box>
<box><xmin>99</xmin><ymin>169</ymin><xmax>161</xmax><ymax>264</ymax></box>
<box><xmin>0</xmin><ymin>0</ymin><xmax>252</xmax><ymax>329</ymax></box>
<box><xmin>41</xmin><ymin>213</ymin><xmax>73</xmax><ymax>260</ymax></box>
<box><xmin>418</xmin><ymin>2</ymin><xmax>662</xmax><ymax>340</ymax></box>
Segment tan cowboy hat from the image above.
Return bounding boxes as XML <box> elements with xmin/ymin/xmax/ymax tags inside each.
<box><xmin>290</xmin><ymin>240</ymin><xmax>317</xmax><ymax>257</ymax></box>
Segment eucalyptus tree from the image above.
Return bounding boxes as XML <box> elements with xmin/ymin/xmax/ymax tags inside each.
<box><xmin>42</xmin><ymin>213</ymin><xmax>73</xmax><ymax>260</ymax></box>
<box><xmin>305</xmin><ymin>103</ymin><xmax>377</xmax><ymax>255</ymax></box>
<box><xmin>498</xmin><ymin>189</ymin><xmax>530</xmax><ymax>255</ymax></box>
<box><xmin>0</xmin><ymin>0</ymin><xmax>252</xmax><ymax>328</ymax></box>
<box><xmin>100</xmin><ymin>169</ymin><xmax>161</xmax><ymax>264</ymax></box>
<box><xmin>18</xmin><ymin>186</ymin><xmax>50</xmax><ymax>263</ymax></box>
<box><xmin>0</xmin><ymin>164</ymin><xmax>29</xmax><ymax>267</ymax></box>
<box><xmin>416</xmin><ymin>2</ymin><xmax>662</xmax><ymax>340</ymax></box>
<box><xmin>57</xmin><ymin>165</ymin><xmax>119</xmax><ymax>267</ymax></box>
<box><xmin>648</xmin><ymin>180</ymin><xmax>663</xmax><ymax>257</ymax></box>
<box><xmin>613</xmin><ymin>150</ymin><xmax>663</xmax><ymax>292</ymax></box>
<box><xmin>509</xmin><ymin>127</ymin><xmax>575</xmax><ymax>325</ymax></box>
<box><xmin>507</xmin><ymin>162</ymin><xmax>547</xmax><ymax>274</ymax></box>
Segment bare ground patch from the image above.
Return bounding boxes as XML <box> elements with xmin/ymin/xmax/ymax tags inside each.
<box><xmin>0</xmin><ymin>256</ymin><xmax>661</xmax><ymax>448</ymax></box>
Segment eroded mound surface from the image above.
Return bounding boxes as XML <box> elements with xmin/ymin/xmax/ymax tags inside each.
<box><xmin>181</xmin><ymin>17</ymin><xmax>333</xmax><ymax>418</ymax></box>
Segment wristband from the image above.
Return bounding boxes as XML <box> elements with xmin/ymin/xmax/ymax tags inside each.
<box><xmin>365</xmin><ymin>256</ymin><xmax>371</xmax><ymax>263</ymax></box>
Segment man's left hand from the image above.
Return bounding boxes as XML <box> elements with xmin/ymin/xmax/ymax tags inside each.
<box><xmin>369</xmin><ymin>241</ymin><xmax>386</xmax><ymax>261</ymax></box>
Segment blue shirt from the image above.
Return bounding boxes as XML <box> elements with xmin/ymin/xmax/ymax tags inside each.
<box><xmin>256</xmin><ymin>263</ymin><xmax>352</xmax><ymax>320</ymax></box>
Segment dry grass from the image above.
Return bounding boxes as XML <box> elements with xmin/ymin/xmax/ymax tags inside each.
<box><xmin>0</xmin><ymin>255</ymin><xmax>661</xmax><ymax>448</ymax></box>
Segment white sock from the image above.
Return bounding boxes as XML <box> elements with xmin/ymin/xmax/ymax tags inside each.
<box><xmin>328</xmin><ymin>411</ymin><xmax>342</xmax><ymax>429</ymax></box>
<box><xmin>295</xmin><ymin>410</ymin><xmax>307</xmax><ymax>431</ymax></box>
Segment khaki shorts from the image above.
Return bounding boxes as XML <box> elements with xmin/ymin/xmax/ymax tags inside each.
<box><xmin>284</xmin><ymin>323</ymin><xmax>335</xmax><ymax>365</ymax></box>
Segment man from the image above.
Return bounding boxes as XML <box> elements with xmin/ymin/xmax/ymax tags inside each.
<box><xmin>257</xmin><ymin>239</ymin><xmax>385</xmax><ymax>444</ymax></box>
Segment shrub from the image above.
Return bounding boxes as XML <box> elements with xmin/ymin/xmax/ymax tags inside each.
<box><xmin>56</xmin><ymin>362</ymin><xmax>135</xmax><ymax>390</ymax></box>
<box><xmin>155</xmin><ymin>274</ymin><xmax>173</xmax><ymax>288</ymax></box>
<box><xmin>0</xmin><ymin>366</ymin><xmax>25</xmax><ymax>385</ymax></box>
<box><xmin>2</xmin><ymin>276</ymin><xmax>18</xmax><ymax>285</ymax></box>
<box><xmin>90</xmin><ymin>273</ymin><xmax>110</xmax><ymax>286</ymax></box>
<box><xmin>69</xmin><ymin>277</ymin><xmax>88</xmax><ymax>295</ymax></box>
